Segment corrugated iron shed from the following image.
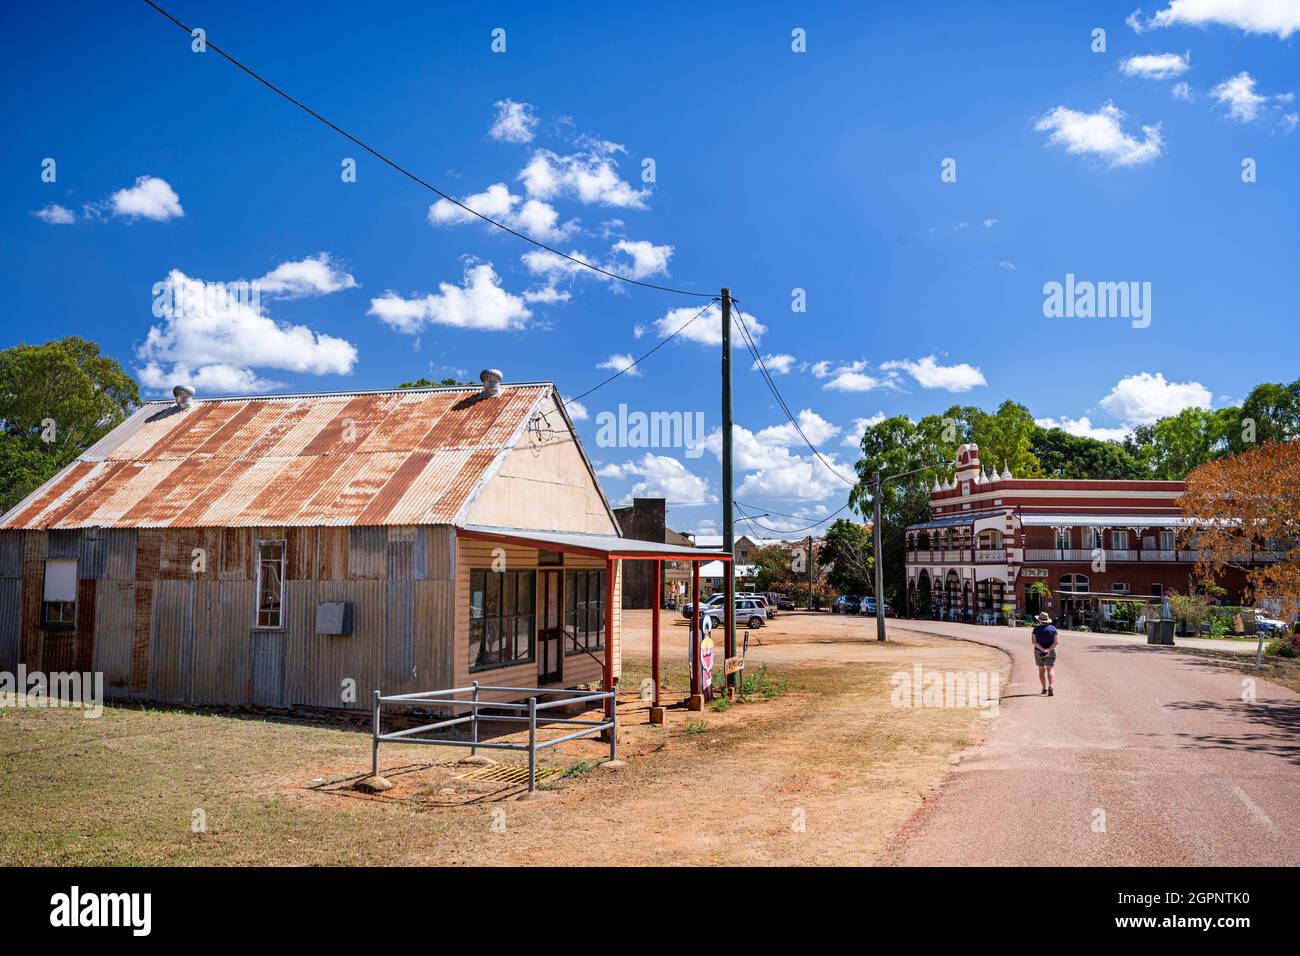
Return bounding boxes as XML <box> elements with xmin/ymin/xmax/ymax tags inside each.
<box><xmin>1</xmin><ymin>384</ymin><xmax>551</xmax><ymax>530</ymax></box>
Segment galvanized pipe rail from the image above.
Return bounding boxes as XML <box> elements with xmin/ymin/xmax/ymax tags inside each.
<box><xmin>370</xmin><ymin>682</ymin><xmax>618</xmax><ymax>791</ymax></box>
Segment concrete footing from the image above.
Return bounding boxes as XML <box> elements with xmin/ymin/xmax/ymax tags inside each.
<box><xmin>687</xmin><ymin>694</ymin><xmax>704</xmax><ymax>711</ymax></box>
<box><xmin>649</xmin><ymin>706</ymin><xmax>665</xmax><ymax>725</ymax></box>
<box><xmin>354</xmin><ymin>775</ymin><xmax>393</xmax><ymax>793</ymax></box>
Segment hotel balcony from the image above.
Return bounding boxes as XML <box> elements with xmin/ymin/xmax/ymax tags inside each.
<box><xmin>906</xmin><ymin>547</ymin><xmax>1281</xmax><ymax>565</ymax></box>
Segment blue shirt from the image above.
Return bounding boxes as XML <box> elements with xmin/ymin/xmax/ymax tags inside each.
<box><xmin>1033</xmin><ymin>624</ymin><xmax>1058</xmax><ymax>650</ymax></box>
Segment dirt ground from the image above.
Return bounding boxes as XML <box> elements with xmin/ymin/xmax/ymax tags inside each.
<box><xmin>0</xmin><ymin>610</ymin><xmax>1006</xmax><ymax>865</ymax></box>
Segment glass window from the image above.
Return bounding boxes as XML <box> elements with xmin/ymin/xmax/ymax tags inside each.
<box><xmin>256</xmin><ymin>540</ymin><xmax>285</xmax><ymax>628</ymax></box>
<box><xmin>42</xmin><ymin>558</ymin><xmax>78</xmax><ymax>628</ymax></box>
<box><xmin>1160</xmin><ymin>530</ymin><xmax>1176</xmax><ymax>550</ymax></box>
<box><xmin>1111</xmin><ymin>530</ymin><xmax>1128</xmax><ymax>550</ymax></box>
<box><xmin>565</xmin><ymin>569</ymin><xmax>605</xmax><ymax>656</ymax></box>
<box><xmin>470</xmin><ymin>569</ymin><xmax>535</xmax><ymax>671</ymax></box>
<box><xmin>1055</xmin><ymin>529</ymin><xmax>1070</xmax><ymax>549</ymax></box>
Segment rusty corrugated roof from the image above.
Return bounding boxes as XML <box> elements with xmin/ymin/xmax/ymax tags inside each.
<box><xmin>1</xmin><ymin>384</ymin><xmax>552</xmax><ymax>530</ymax></box>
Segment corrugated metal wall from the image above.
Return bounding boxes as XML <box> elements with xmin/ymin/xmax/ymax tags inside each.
<box><xmin>10</xmin><ymin>524</ymin><xmax>457</xmax><ymax>711</ymax></box>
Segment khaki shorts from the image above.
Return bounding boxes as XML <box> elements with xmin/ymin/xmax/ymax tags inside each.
<box><xmin>1034</xmin><ymin>648</ymin><xmax>1057</xmax><ymax>666</ymax></box>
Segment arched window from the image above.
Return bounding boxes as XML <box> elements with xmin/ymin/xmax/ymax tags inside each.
<box><xmin>1059</xmin><ymin>573</ymin><xmax>1089</xmax><ymax>594</ymax></box>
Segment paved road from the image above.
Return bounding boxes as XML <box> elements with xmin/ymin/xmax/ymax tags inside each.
<box><xmin>882</xmin><ymin>619</ymin><xmax>1300</xmax><ymax>866</ymax></box>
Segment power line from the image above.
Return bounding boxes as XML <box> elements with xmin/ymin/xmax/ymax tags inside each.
<box><xmin>562</xmin><ymin>297</ymin><xmax>719</xmax><ymax>408</ymax></box>
<box><xmin>139</xmin><ymin>0</ymin><xmax>714</xmax><ymax>299</ymax></box>
<box><xmin>734</xmin><ymin>499</ymin><xmax>853</xmax><ymax>535</ymax></box>
<box><xmin>730</xmin><ymin>299</ymin><xmax>859</xmax><ymax>486</ymax></box>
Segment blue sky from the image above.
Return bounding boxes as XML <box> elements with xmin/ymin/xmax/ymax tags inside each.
<box><xmin>3</xmin><ymin>1</ymin><xmax>1298</xmax><ymax>537</ymax></box>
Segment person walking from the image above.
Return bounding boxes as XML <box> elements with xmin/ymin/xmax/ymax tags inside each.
<box><xmin>1032</xmin><ymin>611</ymin><xmax>1058</xmax><ymax>696</ymax></box>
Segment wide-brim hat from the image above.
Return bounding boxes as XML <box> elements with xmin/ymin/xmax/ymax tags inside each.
<box><xmin>1035</xmin><ymin>611</ymin><xmax>1052</xmax><ymax>624</ymax></box>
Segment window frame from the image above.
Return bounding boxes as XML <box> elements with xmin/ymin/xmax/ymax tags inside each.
<box><xmin>255</xmin><ymin>538</ymin><xmax>287</xmax><ymax>630</ymax></box>
<box><xmin>470</xmin><ymin>569</ymin><xmax>536</xmax><ymax>672</ymax></box>
<box><xmin>1110</xmin><ymin>530</ymin><xmax>1128</xmax><ymax>550</ymax></box>
<box><xmin>41</xmin><ymin>558</ymin><xmax>79</xmax><ymax>630</ymax></box>
<box><xmin>1159</xmin><ymin>530</ymin><xmax>1176</xmax><ymax>551</ymax></box>
<box><xmin>564</xmin><ymin>569</ymin><xmax>606</xmax><ymax>657</ymax></box>
<box><xmin>1054</xmin><ymin>528</ymin><xmax>1071</xmax><ymax>550</ymax></box>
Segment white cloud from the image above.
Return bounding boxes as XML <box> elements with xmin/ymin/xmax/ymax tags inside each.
<box><xmin>1283</xmin><ymin>112</ymin><xmax>1299</xmax><ymax>132</ymax></box>
<box><xmin>999</xmin><ymin>260</ymin><xmax>1017</xmax><ymax>270</ymax></box>
<box><xmin>754</xmin><ymin>353</ymin><xmax>796</xmax><ymax>374</ymax></box>
<box><xmin>596</xmin><ymin>353</ymin><xmax>640</xmax><ymax>377</ymax></box>
<box><xmin>521</xmin><ymin>282</ymin><xmax>571</xmax><ymax>304</ymax></box>
<box><xmin>701</xmin><ymin>422</ymin><xmax>848</xmax><ymax>501</ymax></box>
<box><xmin>1210</xmin><ymin>71</ymin><xmax>1291</xmax><ymax>122</ymax></box>
<box><xmin>1035</xmin><ymin>415</ymin><xmax>1131</xmax><ymax>442</ymax></box>
<box><xmin>137</xmin><ymin>267</ymin><xmax>358</xmax><ymax>394</ymax></box>
<box><xmin>368</xmin><ymin>262</ymin><xmax>531</xmax><ymax>334</ymax></box>
<box><xmin>608</xmin><ymin>239</ymin><xmax>673</xmax><ymax>279</ymax></box>
<box><xmin>820</xmin><ymin>361</ymin><xmax>894</xmax><ymax>393</ymax></box>
<box><xmin>110</xmin><ymin>175</ymin><xmax>183</xmax><ymax>221</ymax></box>
<box><xmin>753</xmin><ymin>409</ymin><xmax>840</xmax><ymax>448</ymax></box>
<box><xmin>428</xmin><ymin>182</ymin><xmax>575</xmax><ymax>243</ymax></box>
<box><xmin>1171</xmin><ymin>81</ymin><xmax>1193</xmax><ymax>101</ymax></box>
<box><xmin>488</xmin><ymin>99</ymin><xmax>538</xmax><ymax>143</ymax></box>
<box><xmin>33</xmin><ymin>203</ymin><xmax>75</xmax><ymax>224</ymax></box>
<box><xmin>137</xmin><ymin>361</ymin><xmax>282</xmax><ymax>395</ymax></box>
<box><xmin>1097</xmin><ymin>371</ymin><xmax>1213</xmax><ymax>425</ymax></box>
<box><xmin>598</xmin><ymin>453</ymin><xmax>713</xmax><ymax>505</ymax></box>
<box><xmin>518</xmin><ymin>140</ymin><xmax>649</xmax><ymax>209</ymax></box>
<box><xmin>880</xmin><ymin>355</ymin><xmax>987</xmax><ymax>392</ymax></box>
<box><xmin>1132</xmin><ymin>1</ymin><xmax>1300</xmax><ymax>39</ymax></box>
<box><xmin>651</xmin><ymin>302</ymin><xmax>765</xmax><ymax>347</ymax></box>
<box><xmin>562</xmin><ymin>397</ymin><xmax>589</xmax><ymax>421</ymax></box>
<box><xmin>1120</xmin><ymin>51</ymin><xmax>1190</xmax><ymax>79</ymax></box>
<box><xmin>841</xmin><ymin>413</ymin><xmax>886</xmax><ymax>447</ymax></box>
<box><xmin>1034</xmin><ymin>101</ymin><xmax>1163</xmax><ymax>167</ymax></box>
<box><xmin>982</xmin><ymin>218</ymin><xmax>998</xmax><ymax>227</ymax></box>
<box><xmin>520</xmin><ymin>238</ymin><xmax>673</xmax><ymax>291</ymax></box>
<box><xmin>257</xmin><ymin>253</ymin><xmax>357</xmax><ymax>298</ymax></box>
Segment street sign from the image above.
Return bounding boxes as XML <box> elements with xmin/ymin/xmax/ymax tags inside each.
<box><xmin>724</xmin><ymin>656</ymin><xmax>745</xmax><ymax>675</ymax></box>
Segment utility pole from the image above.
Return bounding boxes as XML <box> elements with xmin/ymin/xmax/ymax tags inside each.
<box><xmin>721</xmin><ymin>288</ymin><xmax>736</xmax><ymax>689</ymax></box>
<box><xmin>872</xmin><ymin>470</ymin><xmax>886</xmax><ymax>642</ymax></box>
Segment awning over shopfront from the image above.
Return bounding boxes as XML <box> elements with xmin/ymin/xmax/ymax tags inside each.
<box><xmin>458</xmin><ymin>524</ymin><xmax>733</xmax><ymax>561</ymax></box>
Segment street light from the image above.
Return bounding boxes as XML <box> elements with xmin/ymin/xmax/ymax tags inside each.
<box><xmin>868</xmin><ymin>463</ymin><xmax>944</xmax><ymax>642</ymax></box>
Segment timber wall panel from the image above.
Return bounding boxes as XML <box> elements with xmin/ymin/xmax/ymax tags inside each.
<box><xmin>20</xmin><ymin>531</ymin><xmax>47</xmax><ymax>671</ymax></box>
<box><xmin>94</xmin><ymin>581</ymin><xmax>136</xmax><ymax>694</ymax></box>
<box><xmin>149</xmin><ymin>579</ymin><xmax>194</xmax><ymax>703</ymax></box>
<box><xmin>0</xmin><ymin>578</ymin><xmax>20</xmax><ymax>675</ymax></box>
<box><xmin>104</xmin><ymin>529</ymin><xmax>136</xmax><ymax>581</ymax></box>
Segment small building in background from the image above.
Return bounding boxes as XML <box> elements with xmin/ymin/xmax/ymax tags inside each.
<box><xmin>611</xmin><ymin>497</ymin><xmax>693</xmax><ymax>609</ymax></box>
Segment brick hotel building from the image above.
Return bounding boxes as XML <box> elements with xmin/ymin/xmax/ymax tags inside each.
<box><xmin>904</xmin><ymin>444</ymin><xmax>1264</xmax><ymax>626</ymax></box>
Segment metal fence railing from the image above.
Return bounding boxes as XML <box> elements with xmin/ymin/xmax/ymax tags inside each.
<box><xmin>370</xmin><ymin>683</ymin><xmax>617</xmax><ymax>791</ymax></box>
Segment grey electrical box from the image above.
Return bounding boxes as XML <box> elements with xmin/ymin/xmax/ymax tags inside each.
<box><xmin>316</xmin><ymin>601</ymin><xmax>353</xmax><ymax>636</ymax></box>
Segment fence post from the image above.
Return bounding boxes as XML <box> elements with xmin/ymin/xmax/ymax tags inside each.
<box><xmin>527</xmin><ymin>697</ymin><xmax>538</xmax><ymax>792</ymax></box>
<box><xmin>609</xmin><ymin>689</ymin><xmax>618</xmax><ymax>762</ymax></box>
<box><xmin>371</xmin><ymin>689</ymin><xmax>381</xmax><ymax>778</ymax></box>
<box><xmin>470</xmin><ymin>680</ymin><xmax>480</xmax><ymax>755</ymax></box>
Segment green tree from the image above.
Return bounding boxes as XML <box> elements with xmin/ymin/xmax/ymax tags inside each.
<box><xmin>748</xmin><ymin>543</ymin><xmax>798</xmax><ymax>592</ymax></box>
<box><xmin>968</xmin><ymin>400</ymin><xmax>1043</xmax><ymax>477</ymax></box>
<box><xmin>820</xmin><ymin>519</ymin><xmax>874</xmax><ymax>595</ymax></box>
<box><xmin>0</xmin><ymin>337</ymin><xmax>138</xmax><ymax>512</ymax></box>
<box><xmin>847</xmin><ymin>415</ymin><xmax>952</xmax><ymax>607</ymax></box>
<box><xmin>1238</xmin><ymin>379</ymin><xmax>1300</xmax><ymax>446</ymax></box>
<box><xmin>1031</xmin><ymin>426</ymin><xmax>1147</xmax><ymax>479</ymax></box>
<box><xmin>399</xmin><ymin>376</ymin><xmax>467</xmax><ymax>388</ymax></box>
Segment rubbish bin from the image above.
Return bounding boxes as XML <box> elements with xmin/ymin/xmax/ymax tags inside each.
<box><xmin>1146</xmin><ymin>619</ymin><xmax>1175</xmax><ymax>645</ymax></box>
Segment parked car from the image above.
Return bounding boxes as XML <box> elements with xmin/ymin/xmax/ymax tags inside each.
<box><xmin>681</xmin><ymin>592</ymin><xmax>725</xmax><ymax>619</ymax></box>
<box><xmin>1254</xmin><ymin>612</ymin><xmax>1289</xmax><ymax>635</ymax></box>
<box><xmin>748</xmin><ymin>593</ymin><xmax>775</xmax><ymax>619</ymax></box>
<box><xmin>832</xmin><ymin>595</ymin><xmax>862</xmax><ymax>614</ymax></box>
<box><xmin>862</xmin><ymin>596</ymin><xmax>893</xmax><ymax>617</ymax></box>
<box><xmin>756</xmin><ymin>592</ymin><xmax>782</xmax><ymax>617</ymax></box>
<box><xmin>703</xmin><ymin>597</ymin><xmax>767</xmax><ymax>629</ymax></box>
<box><xmin>771</xmin><ymin>592</ymin><xmax>796</xmax><ymax>611</ymax></box>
